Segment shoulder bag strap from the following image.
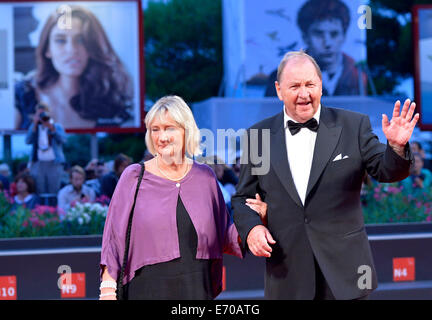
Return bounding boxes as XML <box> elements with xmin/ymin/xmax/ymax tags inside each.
<box><xmin>116</xmin><ymin>161</ymin><xmax>145</xmax><ymax>300</ymax></box>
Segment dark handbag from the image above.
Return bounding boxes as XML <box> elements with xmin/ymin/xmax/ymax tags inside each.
<box><xmin>116</xmin><ymin>161</ymin><xmax>145</xmax><ymax>300</ymax></box>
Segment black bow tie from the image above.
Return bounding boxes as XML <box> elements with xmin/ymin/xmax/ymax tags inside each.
<box><xmin>287</xmin><ymin>118</ymin><xmax>319</xmax><ymax>135</ymax></box>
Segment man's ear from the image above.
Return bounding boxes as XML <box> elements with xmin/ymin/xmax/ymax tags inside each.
<box><xmin>275</xmin><ymin>81</ymin><xmax>283</xmax><ymax>101</ymax></box>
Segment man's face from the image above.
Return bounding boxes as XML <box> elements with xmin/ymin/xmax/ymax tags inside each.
<box><xmin>303</xmin><ymin>18</ymin><xmax>346</xmax><ymax>68</ymax></box>
<box><xmin>71</xmin><ymin>172</ymin><xmax>85</xmax><ymax>190</ymax></box>
<box><xmin>95</xmin><ymin>164</ymin><xmax>106</xmax><ymax>178</ymax></box>
<box><xmin>275</xmin><ymin>57</ymin><xmax>322</xmax><ymax>123</ymax></box>
<box><xmin>412</xmin><ymin>155</ymin><xmax>424</xmax><ymax>174</ymax></box>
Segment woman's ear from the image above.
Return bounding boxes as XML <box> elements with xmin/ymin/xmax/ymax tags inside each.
<box><xmin>45</xmin><ymin>50</ymin><xmax>52</xmax><ymax>59</ymax></box>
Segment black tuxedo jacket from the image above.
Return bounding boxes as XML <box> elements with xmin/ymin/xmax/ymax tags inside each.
<box><xmin>232</xmin><ymin>106</ymin><xmax>413</xmax><ymax>300</ymax></box>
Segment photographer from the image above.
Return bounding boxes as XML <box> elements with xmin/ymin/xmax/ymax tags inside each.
<box><xmin>401</xmin><ymin>152</ymin><xmax>432</xmax><ymax>194</ymax></box>
<box><xmin>25</xmin><ymin>103</ymin><xmax>67</xmax><ymax>197</ymax></box>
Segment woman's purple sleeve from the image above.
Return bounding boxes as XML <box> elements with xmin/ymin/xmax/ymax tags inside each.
<box><xmin>99</xmin><ymin>164</ymin><xmax>140</xmax><ymax>281</ymax></box>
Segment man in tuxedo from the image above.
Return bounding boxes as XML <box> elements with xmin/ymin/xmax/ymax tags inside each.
<box><xmin>232</xmin><ymin>51</ymin><xmax>418</xmax><ymax>300</ymax></box>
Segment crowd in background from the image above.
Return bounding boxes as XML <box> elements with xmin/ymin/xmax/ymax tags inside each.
<box><xmin>0</xmin><ymin>150</ymin><xmax>242</xmax><ymax>216</ymax></box>
<box><xmin>402</xmin><ymin>141</ymin><xmax>432</xmax><ymax>194</ymax></box>
<box><xmin>0</xmin><ymin>153</ymin><xmax>133</xmax><ymax>214</ymax></box>
<box><xmin>0</xmin><ymin>139</ymin><xmax>431</xmax><ymax>216</ymax></box>
<box><xmin>2</xmin><ymin>95</ymin><xmax>429</xmax><ymax>216</ymax></box>
<box><xmin>359</xmin><ymin>141</ymin><xmax>432</xmax><ymax>198</ymax></box>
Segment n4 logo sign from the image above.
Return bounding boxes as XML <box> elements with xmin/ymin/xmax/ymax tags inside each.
<box><xmin>393</xmin><ymin>257</ymin><xmax>415</xmax><ymax>282</ymax></box>
<box><xmin>0</xmin><ymin>276</ymin><xmax>17</xmax><ymax>300</ymax></box>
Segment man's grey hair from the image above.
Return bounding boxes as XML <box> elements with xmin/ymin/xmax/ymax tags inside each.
<box><xmin>276</xmin><ymin>50</ymin><xmax>322</xmax><ymax>83</ymax></box>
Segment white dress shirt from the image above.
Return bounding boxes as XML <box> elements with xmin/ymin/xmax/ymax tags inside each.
<box><xmin>284</xmin><ymin>104</ymin><xmax>321</xmax><ymax>205</ymax></box>
<box><xmin>57</xmin><ymin>184</ymin><xmax>96</xmax><ymax>213</ymax></box>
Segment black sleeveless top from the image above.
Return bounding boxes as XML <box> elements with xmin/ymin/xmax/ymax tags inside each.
<box><xmin>123</xmin><ymin>196</ymin><xmax>214</xmax><ymax>300</ymax></box>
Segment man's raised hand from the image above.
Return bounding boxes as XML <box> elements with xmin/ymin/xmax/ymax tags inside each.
<box><xmin>382</xmin><ymin>99</ymin><xmax>419</xmax><ymax>151</ymax></box>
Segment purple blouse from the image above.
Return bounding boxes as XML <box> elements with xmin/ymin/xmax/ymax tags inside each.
<box><xmin>100</xmin><ymin>161</ymin><xmax>244</xmax><ymax>291</ymax></box>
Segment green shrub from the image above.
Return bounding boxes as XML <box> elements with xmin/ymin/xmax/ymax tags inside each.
<box><xmin>0</xmin><ymin>192</ymin><xmax>108</xmax><ymax>238</ymax></box>
<box><xmin>361</xmin><ymin>183</ymin><xmax>432</xmax><ymax>224</ymax></box>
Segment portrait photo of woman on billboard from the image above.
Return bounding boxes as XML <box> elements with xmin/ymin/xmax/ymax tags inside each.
<box><xmin>13</xmin><ymin>2</ymin><xmax>141</xmax><ymax>132</ymax></box>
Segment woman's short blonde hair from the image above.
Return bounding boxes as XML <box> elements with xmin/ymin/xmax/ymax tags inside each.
<box><xmin>145</xmin><ymin>95</ymin><xmax>202</xmax><ymax>157</ymax></box>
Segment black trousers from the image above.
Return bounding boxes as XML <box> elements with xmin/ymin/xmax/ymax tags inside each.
<box><xmin>313</xmin><ymin>257</ymin><xmax>369</xmax><ymax>300</ymax></box>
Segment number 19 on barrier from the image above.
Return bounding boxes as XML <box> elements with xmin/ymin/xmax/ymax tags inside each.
<box><xmin>0</xmin><ymin>276</ymin><xmax>17</xmax><ymax>300</ymax></box>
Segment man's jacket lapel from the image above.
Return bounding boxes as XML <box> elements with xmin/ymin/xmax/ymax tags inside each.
<box><xmin>306</xmin><ymin>106</ymin><xmax>342</xmax><ymax>201</ymax></box>
<box><xmin>270</xmin><ymin>112</ymin><xmax>303</xmax><ymax>208</ymax></box>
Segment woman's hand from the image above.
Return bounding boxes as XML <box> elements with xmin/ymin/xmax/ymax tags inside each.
<box><xmin>246</xmin><ymin>193</ymin><xmax>268</xmax><ymax>226</ymax></box>
<box><xmin>100</xmin><ymin>266</ymin><xmax>118</xmax><ymax>300</ymax></box>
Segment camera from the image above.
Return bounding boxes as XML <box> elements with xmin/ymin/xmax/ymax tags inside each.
<box><xmin>36</xmin><ymin>103</ymin><xmax>50</xmax><ymax>122</ymax></box>
<box><xmin>39</xmin><ymin>112</ymin><xmax>50</xmax><ymax>122</ymax></box>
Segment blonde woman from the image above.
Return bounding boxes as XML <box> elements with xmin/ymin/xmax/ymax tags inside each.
<box><xmin>99</xmin><ymin>95</ymin><xmax>246</xmax><ymax>300</ymax></box>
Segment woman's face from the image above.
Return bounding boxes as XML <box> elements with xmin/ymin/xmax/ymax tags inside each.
<box><xmin>16</xmin><ymin>179</ymin><xmax>28</xmax><ymax>194</ymax></box>
<box><xmin>46</xmin><ymin>17</ymin><xmax>90</xmax><ymax>77</ymax></box>
<box><xmin>150</xmin><ymin>111</ymin><xmax>185</xmax><ymax>162</ymax></box>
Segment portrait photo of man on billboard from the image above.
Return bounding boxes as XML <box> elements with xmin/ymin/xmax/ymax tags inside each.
<box><xmin>414</xmin><ymin>6</ymin><xmax>432</xmax><ymax>129</ymax></box>
<box><xmin>243</xmin><ymin>0</ymin><xmax>367</xmax><ymax>97</ymax></box>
